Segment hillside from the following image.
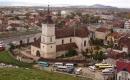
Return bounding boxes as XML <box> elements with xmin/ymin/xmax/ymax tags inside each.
<box><xmin>0</xmin><ymin>68</ymin><xmax>83</xmax><ymax>80</ymax></box>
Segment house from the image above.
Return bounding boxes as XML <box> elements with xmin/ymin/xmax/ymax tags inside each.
<box><xmin>106</xmin><ymin>32</ymin><xmax>126</xmax><ymax>45</ymax></box>
<box><xmin>31</xmin><ymin>6</ymin><xmax>90</xmax><ymax>59</ymax></box>
<box><xmin>116</xmin><ymin>59</ymin><xmax>130</xmax><ymax>80</ymax></box>
<box><xmin>118</xmin><ymin>34</ymin><xmax>130</xmax><ymax>53</ymax></box>
<box><xmin>124</xmin><ymin>20</ymin><xmax>130</xmax><ymax>29</ymax></box>
<box><xmin>95</xmin><ymin>27</ymin><xmax>110</xmax><ymax>40</ymax></box>
<box><xmin>107</xmin><ymin>49</ymin><xmax>126</xmax><ymax>59</ymax></box>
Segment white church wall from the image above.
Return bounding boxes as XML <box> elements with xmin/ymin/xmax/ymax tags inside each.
<box><xmin>42</xmin><ymin>24</ymin><xmax>55</xmax><ymax>36</ymax></box>
<box><xmin>74</xmin><ymin>37</ymin><xmax>89</xmax><ymax>52</ymax></box>
<box><xmin>31</xmin><ymin>46</ymin><xmax>41</xmax><ymax>56</ymax></box>
<box><xmin>56</xmin><ymin>37</ymin><xmax>74</xmax><ymax>45</ymax></box>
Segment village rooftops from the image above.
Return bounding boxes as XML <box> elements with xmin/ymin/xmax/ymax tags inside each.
<box><xmin>116</xmin><ymin>59</ymin><xmax>130</xmax><ymax>73</ymax></box>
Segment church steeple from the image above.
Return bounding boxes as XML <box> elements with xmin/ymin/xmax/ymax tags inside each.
<box><xmin>45</xmin><ymin>5</ymin><xmax>53</xmax><ymax>24</ymax></box>
<box><xmin>47</xmin><ymin>5</ymin><xmax>50</xmax><ymax>14</ymax></box>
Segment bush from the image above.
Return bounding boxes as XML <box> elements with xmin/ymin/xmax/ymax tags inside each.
<box><xmin>93</xmin><ymin>51</ymin><xmax>106</xmax><ymax>61</ymax></box>
<box><xmin>65</xmin><ymin>49</ymin><xmax>78</xmax><ymax>57</ymax></box>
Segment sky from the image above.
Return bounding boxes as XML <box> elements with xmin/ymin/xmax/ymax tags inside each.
<box><xmin>0</xmin><ymin>0</ymin><xmax>130</xmax><ymax>8</ymax></box>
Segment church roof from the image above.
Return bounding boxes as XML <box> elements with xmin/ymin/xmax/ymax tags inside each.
<box><xmin>32</xmin><ymin>38</ymin><xmax>41</xmax><ymax>48</ymax></box>
<box><xmin>55</xmin><ymin>26</ymin><xmax>90</xmax><ymax>39</ymax></box>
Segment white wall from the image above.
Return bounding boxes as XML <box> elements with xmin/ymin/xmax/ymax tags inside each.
<box><xmin>74</xmin><ymin>37</ymin><xmax>89</xmax><ymax>52</ymax></box>
<box><xmin>42</xmin><ymin>24</ymin><xmax>55</xmax><ymax>36</ymax></box>
<box><xmin>56</xmin><ymin>37</ymin><xmax>89</xmax><ymax>52</ymax></box>
<box><xmin>95</xmin><ymin>31</ymin><xmax>107</xmax><ymax>40</ymax></box>
<box><xmin>31</xmin><ymin>46</ymin><xmax>41</xmax><ymax>56</ymax></box>
<box><xmin>56</xmin><ymin>37</ymin><xmax>74</xmax><ymax>45</ymax></box>
<box><xmin>117</xmin><ymin>71</ymin><xmax>130</xmax><ymax>80</ymax></box>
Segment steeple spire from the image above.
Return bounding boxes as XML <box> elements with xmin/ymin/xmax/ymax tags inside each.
<box><xmin>43</xmin><ymin>5</ymin><xmax>53</xmax><ymax>24</ymax></box>
<box><xmin>47</xmin><ymin>5</ymin><xmax>50</xmax><ymax>15</ymax></box>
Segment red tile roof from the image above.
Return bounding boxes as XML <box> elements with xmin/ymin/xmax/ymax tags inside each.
<box><xmin>56</xmin><ymin>43</ymin><xmax>78</xmax><ymax>52</ymax></box>
<box><xmin>119</xmin><ymin>35</ymin><xmax>130</xmax><ymax>52</ymax></box>
<box><xmin>32</xmin><ymin>38</ymin><xmax>41</xmax><ymax>48</ymax></box>
<box><xmin>108</xmin><ymin>32</ymin><xmax>125</xmax><ymax>39</ymax></box>
<box><xmin>108</xmin><ymin>49</ymin><xmax>126</xmax><ymax>59</ymax></box>
<box><xmin>116</xmin><ymin>60</ymin><xmax>130</xmax><ymax>73</ymax></box>
<box><xmin>55</xmin><ymin>26</ymin><xmax>90</xmax><ymax>38</ymax></box>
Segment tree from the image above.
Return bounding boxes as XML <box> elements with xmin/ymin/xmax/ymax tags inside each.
<box><xmin>93</xmin><ymin>51</ymin><xmax>106</xmax><ymax>61</ymax></box>
<box><xmin>65</xmin><ymin>49</ymin><xmax>78</xmax><ymax>57</ymax></box>
<box><xmin>8</xmin><ymin>43</ymin><xmax>15</xmax><ymax>51</ymax></box>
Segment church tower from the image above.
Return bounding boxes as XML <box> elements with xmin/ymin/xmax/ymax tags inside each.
<box><xmin>40</xmin><ymin>5</ymin><xmax>56</xmax><ymax>58</ymax></box>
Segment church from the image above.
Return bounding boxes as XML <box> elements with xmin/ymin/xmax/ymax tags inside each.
<box><xmin>31</xmin><ymin>6</ymin><xmax>90</xmax><ymax>59</ymax></box>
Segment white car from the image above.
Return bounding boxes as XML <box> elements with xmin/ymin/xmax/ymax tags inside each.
<box><xmin>88</xmin><ymin>66</ymin><xmax>96</xmax><ymax>72</ymax></box>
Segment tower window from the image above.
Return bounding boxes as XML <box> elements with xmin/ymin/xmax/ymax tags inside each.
<box><xmin>62</xmin><ymin>40</ymin><xmax>64</xmax><ymax>44</ymax></box>
<box><xmin>84</xmin><ymin>40</ymin><xmax>86</xmax><ymax>47</ymax></box>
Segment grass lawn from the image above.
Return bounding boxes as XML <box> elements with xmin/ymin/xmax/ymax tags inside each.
<box><xmin>0</xmin><ymin>51</ymin><xmax>92</xmax><ymax>80</ymax></box>
<box><xmin>0</xmin><ymin>68</ymin><xmax>84</xmax><ymax>80</ymax></box>
<box><xmin>0</xmin><ymin>51</ymin><xmax>32</xmax><ymax>67</ymax></box>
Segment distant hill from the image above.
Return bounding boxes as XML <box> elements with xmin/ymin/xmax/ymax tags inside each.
<box><xmin>66</xmin><ymin>4</ymin><xmax>117</xmax><ymax>9</ymax></box>
<box><xmin>88</xmin><ymin>4</ymin><xmax>117</xmax><ymax>8</ymax></box>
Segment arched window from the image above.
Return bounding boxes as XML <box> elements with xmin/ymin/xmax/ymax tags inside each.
<box><xmin>70</xmin><ymin>38</ymin><xmax>72</xmax><ymax>43</ymax></box>
<box><xmin>62</xmin><ymin>40</ymin><xmax>64</xmax><ymax>44</ymax></box>
<box><xmin>84</xmin><ymin>40</ymin><xmax>86</xmax><ymax>47</ymax></box>
<box><xmin>36</xmin><ymin>50</ymin><xmax>41</xmax><ymax>57</ymax></box>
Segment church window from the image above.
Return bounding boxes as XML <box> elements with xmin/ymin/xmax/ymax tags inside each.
<box><xmin>70</xmin><ymin>38</ymin><xmax>72</xmax><ymax>43</ymax></box>
<box><xmin>50</xmin><ymin>37</ymin><xmax>52</xmax><ymax>42</ymax></box>
<box><xmin>84</xmin><ymin>40</ymin><xmax>86</xmax><ymax>47</ymax></box>
<box><xmin>62</xmin><ymin>40</ymin><xmax>64</xmax><ymax>44</ymax></box>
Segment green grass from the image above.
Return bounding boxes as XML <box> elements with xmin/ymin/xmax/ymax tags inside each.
<box><xmin>0</xmin><ymin>51</ymin><xmax>92</xmax><ymax>80</ymax></box>
<box><xmin>0</xmin><ymin>51</ymin><xmax>32</xmax><ymax>67</ymax></box>
<box><xmin>0</xmin><ymin>68</ymin><xmax>83</xmax><ymax>80</ymax></box>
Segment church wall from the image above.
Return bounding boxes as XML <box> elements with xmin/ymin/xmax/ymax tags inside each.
<box><xmin>42</xmin><ymin>24</ymin><xmax>55</xmax><ymax>36</ymax></box>
<box><xmin>56</xmin><ymin>37</ymin><xmax>75</xmax><ymax>45</ymax></box>
<box><xmin>31</xmin><ymin>46</ymin><xmax>41</xmax><ymax>56</ymax></box>
<box><xmin>74</xmin><ymin>37</ymin><xmax>89</xmax><ymax>52</ymax></box>
<box><xmin>41</xmin><ymin>43</ymin><xmax>56</xmax><ymax>53</ymax></box>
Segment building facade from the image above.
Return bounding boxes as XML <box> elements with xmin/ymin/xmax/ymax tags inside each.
<box><xmin>31</xmin><ymin>6</ymin><xmax>90</xmax><ymax>59</ymax></box>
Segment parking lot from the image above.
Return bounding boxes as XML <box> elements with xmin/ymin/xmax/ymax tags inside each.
<box><xmin>82</xmin><ymin>67</ymin><xmax>104</xmax><ymax>80</ymax></box>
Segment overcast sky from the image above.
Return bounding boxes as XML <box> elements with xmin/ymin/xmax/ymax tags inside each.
<box><xmin>0</xmin><ymin>0</ymin><xmax>130</xmax><ymax>8</ymax></box>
